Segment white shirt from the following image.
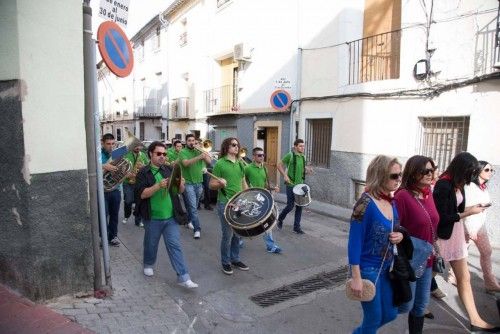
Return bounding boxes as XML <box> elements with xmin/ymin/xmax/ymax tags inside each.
<box><xmin>463</xmin><ymin>182</ymin><xmax>490</xmax><ymax>235</ymax></box>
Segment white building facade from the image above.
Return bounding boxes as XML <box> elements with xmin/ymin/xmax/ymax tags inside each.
<box><xmin>299</xmin><ymin>0</ymin><xmax>500</xmax><ymax>244</ymax></box>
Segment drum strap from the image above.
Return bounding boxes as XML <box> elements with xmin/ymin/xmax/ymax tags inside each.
<box><xmin>288</xmin><ymin>152</ymin><xmax>306</xmax><ymax>184</ymax></box>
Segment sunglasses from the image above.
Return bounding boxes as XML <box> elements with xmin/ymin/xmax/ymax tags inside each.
<box><xmin>154</xmin><ymin>152</ymin><xmax>167</xmax><ymax>157</ymax></box>
<box><xmin>389</xmin><ymin>173</ymin><xmax>402</xmax><ymax>180</ymax></box>
<box><xmin>231</xmin><ymin>143</ymin><xmax>239</xmax><ymax>147</ymax></box>
<box><xmin>420</xmin><ymin>168</ymin><xmax>435</xmax><ymax>176</ymax></box>
<box><xmin>255</xmin><ymin>154</ymin><xmax>265</xmax><ymax>157</ymax></box>
<box><xmin>484</xmin><ymin>168</ymin><xmax>495</xmax><ymax>173</ymax></box>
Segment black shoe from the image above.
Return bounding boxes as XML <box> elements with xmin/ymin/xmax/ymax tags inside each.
<box><xmin>293</xmin><ymin>228</ymin><xmax>305</xmax><ymax>234</ymax></box>
<box><xmin>204</xmin><ymin>206</ymin><xmax>213</xmax><ymax>211</ymax></box>
<box><xmin>222</xmin><ymin>264</ymin><xmax>233</xmax><ymax>275</ymax></box>
<box><xmin>231</xmin><ymin>261</ymin><xmax>249</xmax><ymax>271</ymax></box>
<box><xmin>424</xmin><ymin>311</ymin><xmax>434</xmax><ymax>319</ymax></box>
<box><xmin>277</xmin><ymin>221</ymin><xmax>283</xmax><ymax>229</ymax></box>
<box><xmin>470</xmin><ymin>324</ymin><xmax>500</xmax><ymax>333</ymax></box>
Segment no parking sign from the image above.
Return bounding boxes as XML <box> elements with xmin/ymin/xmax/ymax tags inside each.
<box><xmin>97</xmin><ymin>21</ymin><xmax>134</xmax><ymax>78</ymax></box>
<box><xmin>270</xmin><ymin>90</ymin><xmax>292</xmax><ymax>111</ymax></box>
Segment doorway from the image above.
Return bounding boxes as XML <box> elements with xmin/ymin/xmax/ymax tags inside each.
<box><xmin>265</xmin><ymin>127</ymin><xmax>279</xmax><ymax>186</ymax></box>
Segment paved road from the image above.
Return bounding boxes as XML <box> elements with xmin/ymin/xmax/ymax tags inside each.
<box><xmin>47</xmin><ymin>201</ymin><xmax>499</xmax><ymax>333</ymax></box>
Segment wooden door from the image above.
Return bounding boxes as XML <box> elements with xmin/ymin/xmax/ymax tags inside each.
<box><xmin>220</xmin><ymin>58</ymin><xmax>238</xmax><ymax>112</ymax></box>
<box><xmin>265</xmin><ymin>127</ymin><xmax>278</xmax><ymax>186</ymax></box>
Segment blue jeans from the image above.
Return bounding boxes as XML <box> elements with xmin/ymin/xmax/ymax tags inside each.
<box><xmin>353</xmin><ymin>267</ymin><xmax>398</xmax><ymax>334</ymax></box>
<box><xmin>184</xmin><ymin>183</ymin><xmax>203</xmax><ymax>232</ymax></box>
<box><xmin>123</xmin><ymin>183</ymin><xmax>141</xmax><ymax>224</ymax></box>
<box><xmin>143</xmin><ymin>218</ymin><xmax>190</xmax><ymax>283</ymax></box>
<box><xmin>217</xmin><ymin>202</ymin><xmax>241</xmax><ymax>265</ymax></box>
<box><xmin>263</xmin><ymin>231</ymin><xmax>277</xmax><ymax>249</ymax></box>
<box><xmin>104</xmin><ymin>189</ymin><xmax>121</xmax><ymax>242</ymax></box>
<box><xmin>278</xmin><ymin>185</ymin><xmax>302</xmax><ymax>230</ymax></box>
<box><xmin>398</xmin><ymin>266</ymin><xmax>432</xmax><ymax>317</ymax></box>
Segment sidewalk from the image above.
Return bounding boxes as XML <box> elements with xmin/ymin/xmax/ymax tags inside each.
<box><xmin>0</xmin><ymin>284</ymin><xmax>93</xmax><ymax>334</ymax></box>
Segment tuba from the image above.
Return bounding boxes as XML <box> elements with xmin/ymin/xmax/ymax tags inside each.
<box><xmin>103</xmin><ymin>131</ymin><xmax>142</xmax><ymax>192</ymax></box>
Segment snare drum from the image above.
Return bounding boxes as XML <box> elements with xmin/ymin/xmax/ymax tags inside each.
<box><xmin>224</xmin><ymin>188</ymin><xmax>278</xmax><ymax>238</ymax></box>
<box><xmin>293</xmin><ymin>183</ymin><xmax>311</xmax><ymax>206</ymax></box>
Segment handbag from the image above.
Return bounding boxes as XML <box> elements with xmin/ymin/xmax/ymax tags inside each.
<box><xmin>432</xmin><ymin>255</ymin><xmax>445</xmax><ymax>273</ymax></box>
<box><xmin>414</xmin><ymin>196</ymin><xmax>444</xmax><ymax>274</ymax></box>
<box><xmin>346</xmin><ymin>204</ymin><xmax>392</xmax><ymax>302</ymax></box>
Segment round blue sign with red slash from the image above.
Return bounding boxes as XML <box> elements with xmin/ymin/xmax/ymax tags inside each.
<box><xmin>270</xmin><ymin>89</ymin><xmax>292</xmax><ymax>111</ymax></box>
<box><xmin>97</xmin><ymin>21</ymin><xmax>134</xmax><ymax>78</ymax></box>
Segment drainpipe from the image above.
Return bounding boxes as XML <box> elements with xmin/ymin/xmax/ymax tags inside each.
<box><xmin>291</xmin><ymin>47</ymin><xmax>303</xmax><ymax>146</ymax></box>
<box><xmin>159</xmin><ymin>12</ymin><xmax>170</xmax><ymax>141</ymax></box>
<box><xmin>83</xmin><ymin>0</ymin><xmax>112</xmax><ymax>293</ymax></box>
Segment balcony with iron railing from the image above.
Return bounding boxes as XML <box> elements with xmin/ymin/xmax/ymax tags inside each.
<box><xmin>347</xmin><ymin>30</ymin><xmax>401</xmax><ymax>85</ymax></box>
<box><xmin>135</xmin><ymin>98</ymin><xmax>163</xmax><ymax>118</ymax></box>
<box><xmin>204</xmin><ymin>85</ymin><xmax>239</xmax><ymax>115</ymax></box>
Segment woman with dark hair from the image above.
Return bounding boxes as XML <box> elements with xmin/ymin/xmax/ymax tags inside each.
<box><xmin>348</xmin><ymin>155</ymin><xmax>404</xmax><ymax>333</ymax></box>
<box><xmin>394</xmin><ymin>155</ymin><xmax>439</xmax><ymax>333</ymax></box>
<box><xmin>433</xmin><ymin>152</ymin><xmax>499</xmax><ymax>332</ymax></box>
<box><xmin>464</xmin><ymin>160</ymin><xmax>500</xmax><ymax>293</ymax></box>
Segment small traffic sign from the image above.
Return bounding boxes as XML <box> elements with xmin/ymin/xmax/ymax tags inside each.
<box><xmin>270</xmin><ymin>90</ymin><xmax>292</xmax><ymax>111</ymax></box>
<box><xmin>97</xmin><ymin>21</ymin><xmax>134</xmax><ymax>78</ymax></box>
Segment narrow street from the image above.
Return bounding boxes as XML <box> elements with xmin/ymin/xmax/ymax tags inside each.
<box><xmin>47</xmin><ymin>202</ymin><xmax>499</xmax><ymax>333</ymax></box>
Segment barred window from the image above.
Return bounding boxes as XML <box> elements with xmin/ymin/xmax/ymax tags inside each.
<box><xmin>418</xmin><ymin>116</ymin><xmax>470</xmax><ymax>170</ymax></box>
<box><xmin>305</xmin><ymin>118</ymin><xmax>332</xmax><ymax>168</ymax></box>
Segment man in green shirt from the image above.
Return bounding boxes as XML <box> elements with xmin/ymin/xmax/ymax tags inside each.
<box><xmin>167</xmin><ymin>140</ymin><xmax>183</xmax><ymax>166</ymax></box>
<box><xmin>122</xmin><ymin>142</ymin><xmax>149</xmax><ymax>227</ymax></box>
<box><xmin>276</xmin><ymin>139</ymin><xmax>312</xmax><ymax>234</ymax></box>
<box><xmin>209</xmin><ymin>137</ymin><xmax>249</xmax><ymax>275</ymax></box>
<box><xmin>244</xmin><ymin>147</ymin><xmax>282</xmax><ymax>254</ymax></box>
<box><xmin>180</xmin><ymin>134</ymin><xmax>212</xmax><ymax>239</ymax></box>
<box><xmin>135</xmin><ymin>141</ymin><xmax>198</xmax><ymax>289</ymax></box>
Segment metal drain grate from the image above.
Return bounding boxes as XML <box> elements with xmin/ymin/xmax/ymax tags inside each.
<box><xmin>250</xmin><ymin>265</ymin><xmax>348</xmax><ymax>307</ymax></box>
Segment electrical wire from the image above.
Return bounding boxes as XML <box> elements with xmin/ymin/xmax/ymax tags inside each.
<box><xmin>289</xmin><ymin>72</ymin><xmax>500</xmax><ymax>105</ymax></box>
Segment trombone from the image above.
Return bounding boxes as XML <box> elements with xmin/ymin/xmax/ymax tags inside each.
<box><xmin>239</xmin><ymin>147</ymin><xmax>249</xmax><ymax>166</ymax></box>
<box><xmin>193</xmin><ymin>139</ymin><xmax>213</xmax><ymax>156</ymax></box>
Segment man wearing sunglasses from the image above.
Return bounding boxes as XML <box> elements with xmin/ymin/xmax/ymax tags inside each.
<box><xmin>244</xmin><ymin>147</ymin><xmax>282</xmax><ymax>254</ymax></box>
<box><xmin>210</xmin><ymin>137</ymin><xmax>250</xmax><ymax>275</ymax></box>
<box><xmin>276</xmin><ymin>139</ymin><xmax>312</xmax><ymax>234</ymax></box>
<box><xmin>179</xmin><ymin>134</ymin><xmax>212</xmax><ymax>239</ymax></box>
<box><xmin>135</xmin><ymin>141</ymin><xmax>198</xmax><ymax>289</ymax></box>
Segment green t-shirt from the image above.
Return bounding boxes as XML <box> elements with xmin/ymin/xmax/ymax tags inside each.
<box><xmin>213</xmin><ymin>156</ymin><xmax>245</xmax><ymax>204</ymax></box>
<box><xmin>244</xmin><ymin>162</ymin><xmax>267</xmax><ymax>188</ymax></box>
<box><xmin>179</xmin><ymin>148</ymin><xmax>204</xmax><ymax>184</ymax></box>
<box><xmin>167</xmin><ymin>147</ymin><xmax>179</xmax><ymax>164</ymax></box>
<box><xmin>123</xmin><ymin>151</ymin><xmax>149</xmax><ymax>184</ymax></box>
<box><xmin>150</xmin><ymin>166</ymin><xmax>173</xmax><ymax>220</ymax></box>
<box><xmin>282</xmin><ymin>152</ymin><xmax>305</xmax><ymax>186</ymax></box>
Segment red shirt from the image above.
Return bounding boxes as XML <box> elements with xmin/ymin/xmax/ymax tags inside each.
<box><xmin>394</xmin><ymin>189</ymin><xmax>440</xmax><ymax>267</ymax></box>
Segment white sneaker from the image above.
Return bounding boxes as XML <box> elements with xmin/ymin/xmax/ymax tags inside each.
<box><xmin>186</xmin><ymin>222</ymin><xmax>194</xmax><ymax>230</ymax></box>
<box><xmin>122</xmin><ymin>218</ymin><xmax>127</xmax><ymax>224</ymax></box>
<box><xmin>178</xmin><ymin>279</ymin><xmax>198</xmax><ymax>289</ymax></box>
<box><xmin>193</xmin><ymin>231</ymin><xmax>201</xmax><ymax>239</ymax></box>
<box><xmin>143</xmin><ymin>268</ymin><xmax>154</xmax><ymax>277</ymax></box>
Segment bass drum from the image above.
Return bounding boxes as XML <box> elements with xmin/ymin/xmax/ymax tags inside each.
<box><xmin>224</xmin><ymin>188</ymin><xmax>277</xmax><ymax>238</ymax></box>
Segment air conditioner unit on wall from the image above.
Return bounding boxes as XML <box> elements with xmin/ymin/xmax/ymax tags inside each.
<box><xmin>169</xmin><ymin>100</ymin><xmax>178</xmax><ymax>118</ymax></box>
<box><xmin>234</xmin><ymin>43</ymin><xmax>252</xmax><ymax>61</ymax></box>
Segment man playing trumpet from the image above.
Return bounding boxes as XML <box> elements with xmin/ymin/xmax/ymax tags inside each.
<box><xmin>179</xmin><ymin>134</ymin><xmax>212</xmax><ymax>239</ymax></box>
<box><xmin>122</xmin><ymin>142</ymin><xmax>149</xmax><ymax>227</ymax></box>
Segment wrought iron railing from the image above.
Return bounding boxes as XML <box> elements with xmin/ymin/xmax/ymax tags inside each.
<box><xmin>204</xmin><ymin>85</ymin><xmax>238</xmax><ymax>114</ymax></box>
<box><xmin>347</xmin><ymin>30</ymin><xmax>401</xmax><ymax>84</ymax></box>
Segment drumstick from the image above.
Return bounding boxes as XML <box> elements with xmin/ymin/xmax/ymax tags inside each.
<box><xmin>202</xmin><ymin>168</ymin><xmax>224</xmax><ymax>182</ymax></box>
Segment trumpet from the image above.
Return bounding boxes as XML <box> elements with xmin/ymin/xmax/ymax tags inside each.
<box><xmin>239</xmin><ymin>147</ymin><xmax>249</xmax><ymax>166</ymax></box>
<box><xmin>193</xmin><ymin>139</ymin><xmax>213</xmax><ymax>157</ymax></box>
